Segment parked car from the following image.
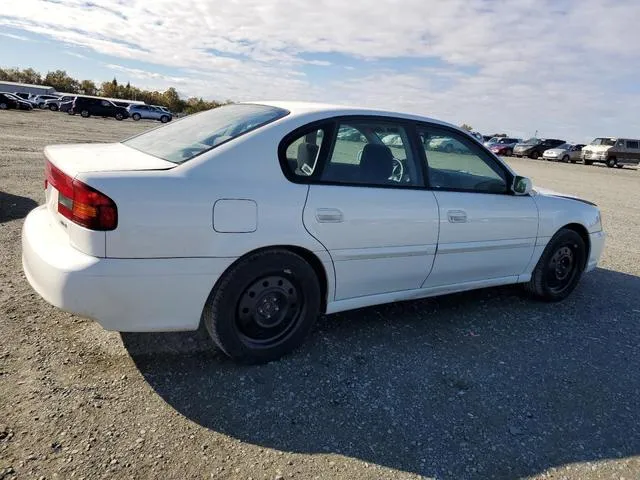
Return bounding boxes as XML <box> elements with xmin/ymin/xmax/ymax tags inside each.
<box><xmin>542</xmin><ymin>143</ymin><xmax>585</xmax><ymax>163</ymax></box>
<box><xmin>44</xmin><ymin>95</ymin><xmax>76</xmax><ymax>111</ymax></box>
<box><xmin>21</xmin><ymin>101</ymin><xmax>605</xmax><ymax>364</ymax></box>
<box><xmin>581</xmin><ymin>137</ymin><xmax>640</xmax><ymax>168</ymax></box>
<box><xmin>13</xmin><ymin>92</ymin><xmax>34</xmax><ymax>101</ymax></box>
<box><xmin>59</xmin><ymin>100</ymin><xmax>74</xmax><ymax>113</ymax></box>
<box><xmin>487</xmin><ymin>138</ymin><xmax>522</xmax><ymax>156</ymax></box>
<box><xmin>513</xmin><ymin>138</ymin><xmax>565</xmax><ymax>159</ymax></box>
<box><xmin>31</xmin><ymin>94</ymin><xmax>62</xmax><ymax>108</ymax></box>
<box><xmin>0</xmin><ymin>92</ymin><xmax>34</xmax><ymax>110</ymax></box>
<box><xmin>127</xmin><ymin>104</ymin><xmax>173</xmax><ymax>123</ymax></box>
<box><xmin>426</xmin><ymin>135</ymin><xmax>468</xmax><ymax>153</ymax></box>
<box><xmin>70</xmin><ymin>96</ymin><xmax>129</xmax><ymax>120</ymax></box>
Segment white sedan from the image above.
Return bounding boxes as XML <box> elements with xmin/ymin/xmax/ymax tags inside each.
<box><xmin>22</xmin><ymin>101</ymin><xmax>606</xmax><ymax>363</ymax></box>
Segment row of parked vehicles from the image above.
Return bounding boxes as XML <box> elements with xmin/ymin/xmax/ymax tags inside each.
<box><xmin>475</xmin><ymin>134</ymin><xmax>640</xmax><ymax>168</ymax></box>
<box><xmin>0</xmin><ymin>91</ymin><xmax>173</xmax><ymax>123</ymax></box>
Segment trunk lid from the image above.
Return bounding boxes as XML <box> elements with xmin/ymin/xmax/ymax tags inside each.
<box><xmin>44</xmin><ymin>142</ymin><xmax>175</xmax><ymax>177</ymax></box>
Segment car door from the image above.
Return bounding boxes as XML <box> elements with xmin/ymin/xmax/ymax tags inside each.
<box><xmin>283</xmin><ymin>118</ymin><xmax>440</xmax><ymax>301</ymax></box>
<box><xmin>416</xmin><ymin>124</ymin><xmax>538</xmax><ymax>288</ymax></box>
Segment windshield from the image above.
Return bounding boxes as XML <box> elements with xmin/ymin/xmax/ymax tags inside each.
<box><xmin>522</xmin><ymin>137</ymin><xmax>541</xmax><ymax>145</ymax></box>
<box><xmin>556</xmin><ymin>143</ymin><xmax>571</xmax><ymax>149</ymax></box>
<box><xmin>122</xmin><ymin>103</ymin><xmax>289</xmax><ymax>164</ymax></box>
<box><xmin>590</xmin><ymin>137</ymin><xmax>616</xmax><ymax>146</ymax></box>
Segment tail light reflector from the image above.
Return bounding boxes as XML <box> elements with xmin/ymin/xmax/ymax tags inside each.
<box><xmin>45</xmin><ymin>160</ymin><xmax>117</xmax><ymax>230</ymax></box>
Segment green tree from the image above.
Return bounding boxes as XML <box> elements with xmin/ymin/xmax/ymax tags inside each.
<box><xmin>460</xmin><ymin>123</ymin><xmax>473</xmax><ymax>132</ymax></box>
<box><xmin>79</xmin><ymin>79</ymin><xmax>97</xmax><ymax>95</ymax></box>
<box><xmin>44</xmin><ymin>69</ymin><xmax>80</xmax><ymax>93</ymax></box>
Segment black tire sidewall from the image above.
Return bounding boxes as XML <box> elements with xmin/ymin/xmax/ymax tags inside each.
<box><xmin>204</xmin><ymin>250</ymin><xmax>321</xmax><ymax>363</ymax></box>
<box><xmin>161</xmin><ymin>115</ymin><xmax>169</xmax><ymax>123</ymax></box>
<box><xmin>533</xmin><ymin>229</ymin><xmax>586</xmax><ymax>301</ymax></box>
<box><xmin>531</xmin><ymin>151</ymin><xmax>540</xmax><ymax>159</ymax></box>
<box><xmin>607</xmin><ymin>157</ymin><xmax>616</xmax><ymax>168</ymax></box>
<box><xmin>132</xmin><ymin>113</ymin><xmax>141</xmax><ymax>121</ymax></box>
<box><xmin>81</xmin><ymin>110</ymin><xmax>89</xmax><ymax>118</ymax></box>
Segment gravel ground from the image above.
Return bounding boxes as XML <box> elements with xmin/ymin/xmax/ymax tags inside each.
<box><xmin>1</xmin><ymin>110</ymin><xmax>639</xmax><ymax>480</ymax></box>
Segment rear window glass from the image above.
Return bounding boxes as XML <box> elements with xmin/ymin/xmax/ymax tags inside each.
<box><xmin>122</xmin><ymin>103</ymin><xmax>289</xmax><ymax>164</ymax></box>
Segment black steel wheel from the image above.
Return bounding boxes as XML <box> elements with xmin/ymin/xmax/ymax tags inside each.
<box><xmin>202</xmin><ymin>249</ymin><xmax>321</xmax><ymax>364</ymax></box>
<box><xmin>525</xmin><ymin>228</ymin><xmax>586</xmax><ymax>301</ymax></box>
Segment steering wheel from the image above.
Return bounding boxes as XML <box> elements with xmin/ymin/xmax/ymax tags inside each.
<box><xmin>390</xmin><ymin>158</ymin><xmax>404</xmax><ymax>182</ymax></box>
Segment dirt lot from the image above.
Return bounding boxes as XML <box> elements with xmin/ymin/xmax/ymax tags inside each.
<box><xmin>1</xmin><ymin>110</ymin><xmax>639</xmax><ymax>480</ymax></box>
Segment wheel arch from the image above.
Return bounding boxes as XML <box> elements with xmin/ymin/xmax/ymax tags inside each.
<box><xmin>560</xmin><ymin>222</ymin><xmax>591</xmax><ymax>268</ymax></box>
<box><xmin>206</xmin><ymin>244</ymin><xmax>331</xmax><ymax>316</ymax></box>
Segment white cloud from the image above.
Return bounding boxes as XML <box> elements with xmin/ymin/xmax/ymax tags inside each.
<box><xmin>1</xmin><ymin>0</ymin><xmax>640</xmax><ymax>140</ymax></box>
<box><xmin>0</xmin><ymin>31</ymin><xmax>32</xmax><ymax>41</ymax></box>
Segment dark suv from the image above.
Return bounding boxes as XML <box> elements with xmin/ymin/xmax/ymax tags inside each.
<box><xmin>71</xmin><ymin>97</ymin><xmax>129</xmax><ymax>120</ymax></box>
<box><xmin>513</xmin><ymin>138</ymin><xmax>566</xmax><ymax>159</ymax></box>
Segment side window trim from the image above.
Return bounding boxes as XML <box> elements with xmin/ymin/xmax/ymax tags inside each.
<box><xmin>415</xmin><ymin>121</ymin><xmax>514</xmax><ymax>195</ymax></box>
<box><xmin>277</xmin><ymin>120</ymin><xmax>336</xmax><ymax>183</ymax></box>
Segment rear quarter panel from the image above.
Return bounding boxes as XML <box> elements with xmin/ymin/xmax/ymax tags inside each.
<box><xmin>80</xmin><ymin>126</ymin><xmax>330</xmax><ymax>260</ymax></box>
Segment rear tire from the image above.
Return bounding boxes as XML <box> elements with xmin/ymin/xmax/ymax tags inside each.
<box><xmin>115</xmin><ymin>112</ymin><xmax>124</xmax><ymax>121</ymax></box>
<box><xmin>160</xmin><ymin>115</ymin><xmax>170</xmax><ymax>123</ymax></box>
<box><xmin>562</xmin><ymin>155</ymin><xmax>570</xmax><ymax>162</ymax></box>
<box><xmin>0</xmin><ymin>103</ymin><xmax>7</xmax><ymax>110</ymax></box>
<box><xmin>132</xmin><ymin>113</ymin><xmax>141</xmax><ymax>121</ymax></box>
<box><xmin>50</xmin><ymin>104</ymin><xmax>58</xmax><ymax>111</ymax></box>
<box><xmin>524</xmin><ymin>228</ymin><xmax>586</xmax><ymax>302</ymax></box>
<box><xmin>530</xmin><ymin>151</ymin><xmax>540</xmax><ymax>159</ymax></box>
<box><xmin>81</xmin><ymin>110</ymin><xmax>90</xmax><ymax>118</ymax></box>
<box><xmin>202</xmin><ymin>249</ymin><xmax>321</xmax><ymax>364</ymax></box>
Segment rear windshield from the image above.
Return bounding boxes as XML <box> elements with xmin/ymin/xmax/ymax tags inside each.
<box><xmin>122</xmin><ymin>103</ymin><xmax>289</xmax><ymax>164</ymax></box>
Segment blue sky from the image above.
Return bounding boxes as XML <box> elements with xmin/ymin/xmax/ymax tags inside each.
<box><xmin>2</xmin><ymin>0</ymin><xmax>640</xmax><ymax>142</ymax></box>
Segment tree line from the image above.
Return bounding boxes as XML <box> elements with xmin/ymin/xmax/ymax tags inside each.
<box><xmin>0</xmin><ymin>67</ymin><xmax>231</xmax><ymax>114</ymax></box>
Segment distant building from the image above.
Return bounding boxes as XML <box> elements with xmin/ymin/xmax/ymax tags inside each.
<box><xmin>0</xmin><ymin>80</ymin><xmax>56</xmax><ymax>96</ymax></box>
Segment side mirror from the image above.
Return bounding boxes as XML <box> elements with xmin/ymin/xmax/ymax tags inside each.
<box><xmin>513</xmin><ymin>176</ymin><xmax>533</xmax><ymax>195</ymax></box>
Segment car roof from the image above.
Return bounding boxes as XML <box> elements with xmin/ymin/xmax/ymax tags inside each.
<box><xmin>244</xmin><ymin>100</ymin><xmax>459</xmax><ymax>130</ymax></box>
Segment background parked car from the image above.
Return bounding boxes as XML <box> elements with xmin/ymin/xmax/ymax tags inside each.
<box><xmin>0</xmin><ymin>92</ymin><xmax>34</xmax><ymax>110</ymax></box>
<box><xmin>582</xmin><ymin>137</ymin><xmax>640</xmax><ymax>168</ymax></box>
<box><xmin>542</xmin><ymin>143</ymin><xmax>585</xmax><ymax>163</ymax></box>
<box><xmin>487</xmin><ymin>138</ymin><xmax>522</xmax><ymax>156</ymax></box>
<box><xmin>31</xmin><ymin>94</ymin><xmax>62</xmax><ymax>108</ymax></box>
<box><xmin>71</xmin><ymin>97</ymin><xmax>129</xmax><ymax>120</ymax></box>
<box><xmin>44</xmin><ymin>95</ymin><xmax>76</xmax><ymax>111</ymax></box>
<box><xmin>59</xmin><ymin>100</ymin><xmax>74</xmax><ymax>113</ymax></box>
<box><xmin>127</xmin><ymin>104</ymin><xmax>173</xmax><ymax>123</ymax></box>
<box><xmin>426</xmin><ymin>135</ymin><xmax>468</xmax><ymax>153</ymax></box>
<box><xmin>513</xmin><ymin>138</ymin><xmax>565</xmax><ymax>159</ymax></box>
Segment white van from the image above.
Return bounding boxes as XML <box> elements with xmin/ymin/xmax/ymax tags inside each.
<box><xmin>582</xmin><ymin>137</ymin><xmax>640</xmax><ymax>168</ymax></box>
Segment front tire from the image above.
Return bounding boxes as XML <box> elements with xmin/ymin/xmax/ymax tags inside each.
<box><xmin>530</xmin><ymin>150</ymin><xmax>540</xmax><ymax>160</ymax></box>
<box><xmin>50</xmin><ymin>104</ymin><xmax>58</xmax><ymax>111</ymax></box>
<box><xmin>0</xmin><ymin>103</ymin><xmax>7</xmax><ymax>110</ymax></box>
<box><xmin>202</xmin><ymin>249</ymin><xmax>321</xmax><ymax>364</ymax></box>
<box><xmin>132</xmin><ymin>113</ymin><xmax>141</xmax><ymax>121</ymax></box>
<box><xmin>81</xmin><ymin>110</ymin><xmax>90</xmax><ymax>118</ymax></box>
<box><xmin>115</xmin><ymin>112</ymin><xmax>124</xmax><ymax>121</ymax></box>
<box><xmin>562</xmin><ymin>155</ymin><xmax>570</xmax><ymax>162</ymax></box>
<box><xmin>525</xmin><ymin>228</ymin><xmax>586</xmax><ymax>302</ymax></box>
<box><xmin>160</xmin><ymin>115</ymin><xmax>170</xmax><ymax>123</ymax></box>
<box><xmin>606</xmin><ymin>157</ymin><xmax>617</xmax><ymax>168</ymax></box>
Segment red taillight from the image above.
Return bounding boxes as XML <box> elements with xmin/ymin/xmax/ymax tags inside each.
<box><xmin>45</xmin><ymin>160</ymin><xmax>117</xmax><ymax>230</ymax></box>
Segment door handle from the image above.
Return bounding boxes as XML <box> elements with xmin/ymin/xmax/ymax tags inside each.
<box><xmin>316</xmin><ymin>208</ymin><xmax>344</xmax><ymax>223</ymax></box>
<box><xmin>447</xmin><ymin>209</ymin><xmax>467</xmax><ymax>223</ymax></box>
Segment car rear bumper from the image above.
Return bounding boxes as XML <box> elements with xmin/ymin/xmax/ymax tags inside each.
<box><xmin>586</xmin><ymin>230</ymin><xmax>606</xmax><ymax>273</ymax></box>
<box><xmin>22</xmin><ymin>205</ymin><xmax>235</xmax><ymax>332</ymax></box>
